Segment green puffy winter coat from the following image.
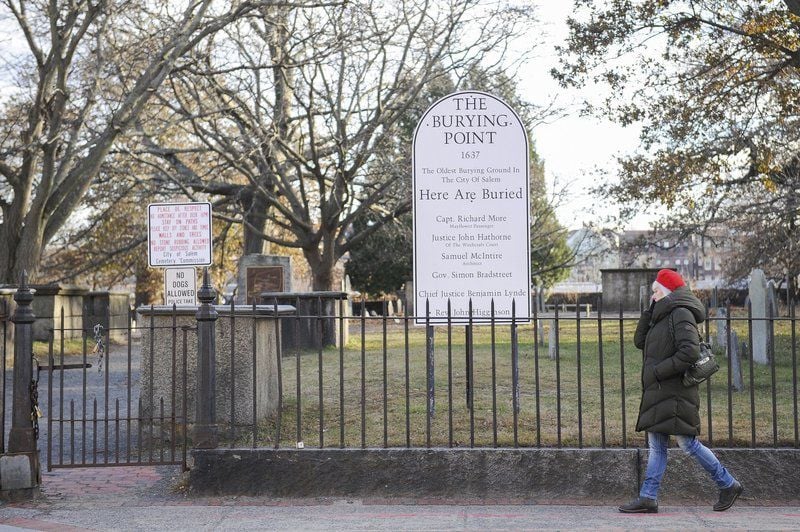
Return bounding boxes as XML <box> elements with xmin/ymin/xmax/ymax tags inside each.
<box><xmin>634</xmin><ymin>285</ymin><xmax>705</xmax><ymax>435</ymax></box>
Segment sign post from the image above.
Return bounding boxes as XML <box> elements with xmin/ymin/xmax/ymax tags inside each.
<box><xmin>413</xmin><ymin>91</ymin><xmax>531</xmax><ymax>324</ymax></box>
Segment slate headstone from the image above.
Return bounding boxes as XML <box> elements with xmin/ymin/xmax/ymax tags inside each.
<box><xmin>728</xmin><ymin>330</ymin><xmax>745</xmax><ymax>392</ymax></box>
<box><xmin>714</xmin><ymin>307</ymin><xmax>727</xmax><ymax>349</ymax></box>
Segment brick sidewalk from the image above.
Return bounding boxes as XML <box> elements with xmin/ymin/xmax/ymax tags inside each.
<box><xmin>32</xmin><ymin>465</ymin><xmax>186</xmax><ymax>509</ymax></box>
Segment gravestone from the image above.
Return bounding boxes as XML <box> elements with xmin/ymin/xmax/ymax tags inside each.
<box><xmin>236</xmin><ymin>254</ymin><xmax>292</xmax><ymax>305</ymax></box>
<box><xmin>749</xmin><ymin>269</ymin><xmax>768</xmax><ymax>364</ymax></box>
<box><xmin>767</xmin><ymin>280</ymin><xmax>779</xmax><ymax>317</ymax></box>
<box><xmin>404</xmin><ymin>280</ymin><xmax>414</xmax><ymax>318</ymax></box>
<box><xmin>548</xmin><ymin>319</ymin><xmax>557</xmax><ymax>360</ymax></box>
<box><xmin>767</xmin><ymin>280</ymin><xmax>778</xmax><ymax>363</ymax></box>
<box><xmin>537</xmin><ymin>319</ymin><xmax>544</xmax><ymax>347</ymax></box>
<box><xmin>728</xmin><ymin>330</ymin><xmax>745</xmax><ymax>392</ymax></box>
<box><xmin>714</xmin><ymin>307</ymin><xmax>727</xmax><ymax>349</ymax></box>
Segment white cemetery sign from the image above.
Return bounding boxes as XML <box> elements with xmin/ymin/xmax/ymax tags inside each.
<box><xmin>147</xmin><ymin>202</ymin><xmax>212</xmax><ymax>267</ymax></box>
<box><xmin>413</xmin><ymin>91</ymin><xmax>530</xmax><ymax>324</ymax></box>
<box><xmin>164</xmin><ymin>267</ymin><xmax>197</xmax><ymax>306</ymax></box>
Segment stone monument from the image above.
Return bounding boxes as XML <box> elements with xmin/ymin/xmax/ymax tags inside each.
<box><xmin>749</xmin><ymin>268</ymin><xmax>768</xmax><ymax>364</ymax></box>
<box><xmin>235</xmin><ymin>254</ymin><xmax>292</xmax><ymax>305</ymax></box>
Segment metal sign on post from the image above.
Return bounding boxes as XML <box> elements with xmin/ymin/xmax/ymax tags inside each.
<box><xmin>413</xmin><ymin>91</ymin><xmax>531</xmax><ymax>324</ymax></box>
<box><xmin>164</xmin><ymin>267</ymin><xmax>197</xmax><ymax>306</ymax></box>
<box><xmin>147</xmin><ymin>202</ymin><xmax>213</xmax><ymax>267</ymax></box>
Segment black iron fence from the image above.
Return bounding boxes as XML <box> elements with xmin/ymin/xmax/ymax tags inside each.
<box><xmin>43</xmin><ymin>308</ymin><xmax>191</xmax><ymax>469</ymax></box>
<box><xmin>2</xmin><ymin>287</ymin><xmax>799</xmax><ymax>474</ymax></box>
<box><xmin>1</xmin><ymin>317</ymin><xmax>7</xmax><ymax>455</ymax></box>
<box><xmin>253</xmin><ymin>300</ymin><xmax>799</xmax><ymax>451</ymax></box>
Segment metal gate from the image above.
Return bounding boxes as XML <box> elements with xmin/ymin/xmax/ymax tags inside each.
<box><xmin>43</xmin><ymin>313</ymin><xmax>190</xmax><ymax>470</ymax></box>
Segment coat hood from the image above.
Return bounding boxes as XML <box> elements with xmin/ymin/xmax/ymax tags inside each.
<box><xmin>651</xmin><ymin>285</ymin><xmax>705</xmax><ymax>325</ymax></box>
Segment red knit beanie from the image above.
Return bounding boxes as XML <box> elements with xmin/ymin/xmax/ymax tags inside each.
<box><xmin>654</xmin><ymin>269</ymin><xmax>685</xmax><ymax>293</ymax></box>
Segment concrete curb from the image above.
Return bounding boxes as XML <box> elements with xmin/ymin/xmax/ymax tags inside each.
<box><xmin>188</xmin><ymin>448</ymin><xmax>800</xmax><ymax>503</ymax></box>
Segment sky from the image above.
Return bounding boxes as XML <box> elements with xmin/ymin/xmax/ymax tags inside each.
<box><xmin>520</xmin><ymin>2</ymin><xmax>646</xmax><ymax>231</ymax></box>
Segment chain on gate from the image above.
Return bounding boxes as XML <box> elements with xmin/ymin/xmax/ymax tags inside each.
<box><xmin>30</xmin><ymin>355</ymin><xmax>42</xmax><ymax>440</ymax></box>
<box><xmin>92</xmin><ymin>323</ymin><xmax>105</xmax><ymax>372</ymax></box>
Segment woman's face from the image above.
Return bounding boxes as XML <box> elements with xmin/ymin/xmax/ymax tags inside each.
<box><xmin>652</xmin><ymin>283</ymin><xmax>667</xmax><ymax>302</ymax></box>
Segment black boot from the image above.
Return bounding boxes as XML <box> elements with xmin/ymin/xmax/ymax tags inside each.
<box><xmin>618</xmin><ymin>496</ymin><xmax>658</xmax><ymax>513</ymax></box>
<box><xmin>714</xmin><ymin>481</ymin><xmax>743</xmax><ymax>511</ymax></box>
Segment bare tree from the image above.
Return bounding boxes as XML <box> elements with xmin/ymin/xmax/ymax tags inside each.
<box><xmin>133</xmin><ymin>1</ymin><xmax>537</xmax><ymax>290</ymax></box>
<box><xmin>553</xmin><ymin>0</ymin><xmax>800</xmax><ymax>287</ymax></box>
<box><xmin>0</xmin><ymin>0</ymin><xmax>321</xmax><ymax>284</ymax></box>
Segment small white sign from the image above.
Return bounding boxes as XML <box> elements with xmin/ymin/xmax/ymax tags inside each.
<box><xmin>413</xmin><ymin>91</ymin><xmax>530</xmax><ymax>324</ymax></box>
<box><xmin>147</xmin><ymin>202</ymin><xmax>212</xmax><ymax>267</ymax></box>
<box><xmin>164</xmin><ymin>268</ymin><xmax>197</xmax><ymax>306</ymax></box>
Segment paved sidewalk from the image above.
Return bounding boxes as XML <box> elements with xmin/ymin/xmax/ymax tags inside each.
<box><xmin>0</xmin><ymin>466</ymin><xmax>798</xmax><ymax>530</ymax></box>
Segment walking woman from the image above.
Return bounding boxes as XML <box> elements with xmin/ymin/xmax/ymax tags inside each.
<box><xmin>618</xmin><ymin>269</ymin><xmax>743</xmax><ymax>513</ymax></box>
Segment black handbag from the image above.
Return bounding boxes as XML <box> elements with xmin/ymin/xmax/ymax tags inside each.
<box><xmin>668</xmin><ymin>313</ymin><xmax>720</xmax><ymax>387</ymax></box>
<box><xmin>682</xmin><ymin>341</ymin><xmax>719</xmax><ymax>387</ymax></box>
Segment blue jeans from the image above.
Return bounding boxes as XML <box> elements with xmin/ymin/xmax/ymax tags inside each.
<box><xmin>640</xmin><ymin>432</ymin><xmax>736</xmax><ymax>500</ymax></box>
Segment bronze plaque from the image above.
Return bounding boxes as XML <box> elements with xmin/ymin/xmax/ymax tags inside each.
<box><xmin>246</xmin><ymin>266</ymin><xmax>284</xmax><ymax>304</ymax></box>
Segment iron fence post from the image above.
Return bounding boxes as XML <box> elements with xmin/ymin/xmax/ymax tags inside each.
<box><xmin>2</xmin><ymin>271</ymin><xmax>40</xmax><ymax>498</ymax></box>
<box><xmin>8</xmin><ymin>272</ymin><xmax>37</xmax><ymax>454</ymax></box>
<box><xmin>194</xmin><ymin>268</ymin><xmax>218</xmax><ymax>449</ymax></box>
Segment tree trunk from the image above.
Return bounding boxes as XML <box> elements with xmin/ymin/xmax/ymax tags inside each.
<box><xmin>305</xmin><ymin>245</ymin><xmax>337</xmax><ymax>292</ymax></box>
<box><xmin>242</xmin><ymin>190</ymin><xmax>269</xmax><ymax>255</ymax></box>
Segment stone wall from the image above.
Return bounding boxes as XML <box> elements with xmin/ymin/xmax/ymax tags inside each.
<box><xmin>83</xmin><ymin>291</ymin><xmax>131</xmax><ymax>343</ymax></box>
<box><xmin>189</xmin><ymin>447</ymin><xmax>800</xmax><ymax>503</ymax></box>
<box><xmin>31</xmin><ymin>285</ymin><xmax>87</xmax><ymax>341</ymax></box>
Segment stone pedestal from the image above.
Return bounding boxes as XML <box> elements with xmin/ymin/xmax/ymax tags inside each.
<box><xmin>0</xmin><ymin>453</ymin><xmax>40</xmax><ymax>501</ymax></box>
<box><xmin>137</xmin><ymin>305</ymin><xmax>294</xmax><ymax>427</ymax></box>
<box><xmin>260</xmin><ymin>292</ymin><xmax>349</xmax><ymax>350</ymax></box>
